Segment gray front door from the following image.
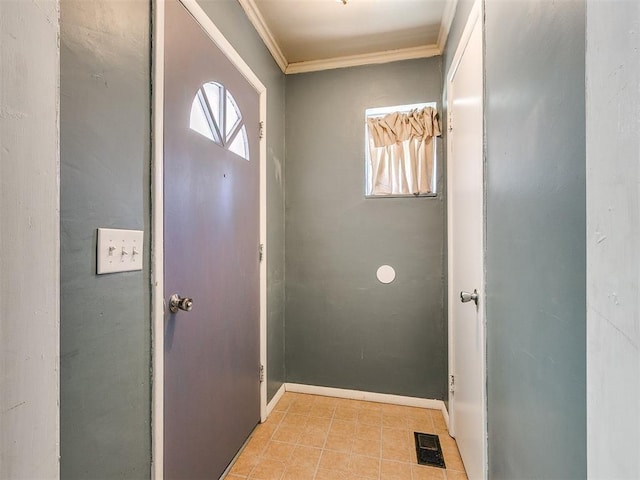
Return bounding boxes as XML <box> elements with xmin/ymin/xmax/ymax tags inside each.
<box><xmin>164</xmin><ymin>1</ymin><xmax>260</xmax><ymax>478</ymax></box>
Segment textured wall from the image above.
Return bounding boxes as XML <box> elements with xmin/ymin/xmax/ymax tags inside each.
<box><xmin>484</xmin><ymin>0</ymin><xmax>587</xmax><ymax>478</ymax></box>
<box><xmin>196</xmin><ymin>0</ymin><xmax>287</xmax><ymax>401</ymax></box>
<box><xmin>0</xmin><ymin>1</ymin><xmax>60</xmax><ymax>478</ymax></box>
<box><xmin>285</xmin><ymin>58</ymin><xmax>447</xmax><ymax>399</ymax></box>
<box><xmin>586</xmin><ymin>1</ymin><xmax>640</xmax><ymax>477</ymax></box>
<box><xmin>59</xmin><ymin>1</ymin><xmax>286</xmax><ymax>477</ymax></box>
<box><xmin>60</xmin><ymin>1</ymin><xmax>151</xmax><ymax>478</ymax></box>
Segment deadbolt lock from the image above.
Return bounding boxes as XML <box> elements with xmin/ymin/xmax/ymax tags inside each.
<box><xmin>169</xmin><ymin>294</ymin><xmax>194</xmax><ymax>313</ymax></box>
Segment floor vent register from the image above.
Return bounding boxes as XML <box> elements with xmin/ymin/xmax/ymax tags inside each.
<box><xmin>414</xmin><ymin>432</ymin><xmax>446</xmax><ymax>469</ymax></box>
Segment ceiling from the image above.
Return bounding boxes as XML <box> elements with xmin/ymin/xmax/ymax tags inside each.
<box><xmin>236</xmin><ymin>0</ymin><xmax>458</xmax><ymax>74</ymax></box>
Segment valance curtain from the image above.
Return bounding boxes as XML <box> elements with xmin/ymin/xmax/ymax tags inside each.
<box><xmin>367</xmin><ymin>106</ymin><xmax>441</xmax><ymax>195</ymax></box>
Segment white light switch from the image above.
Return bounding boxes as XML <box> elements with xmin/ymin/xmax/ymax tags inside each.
<box><xmin>97</xmin><ymin>228</ymin><xmax>144</xmax><ymax>274</ymax></box>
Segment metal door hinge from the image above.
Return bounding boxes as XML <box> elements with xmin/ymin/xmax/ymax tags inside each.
<box><xmin>259</xmin><ymin>365</ymin><xmax>265</xmax><ymax>383</ymax></box>
<box><xmin>259</xmin><ymin>243</ymin><xmax>264</xmax><ymax>262</ymax></box>
<box><xmin>259</xmin><ymin>121</ymin><xmax>264</xmax><ymax>139</ymax></box>
<box><xmin>449</xmin><ymin>374</ymin><xmax>455</xmax><ymax>393</ymax></box>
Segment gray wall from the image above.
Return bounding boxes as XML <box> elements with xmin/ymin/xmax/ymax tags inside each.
<box><xmin>197</xmin><ymin>0</ymin><xmax>287</xmax><ymax>405</ymax></box>
<box><xmin>586</xmin><ymin>1</ymin><xmax>640</xmax><ymax>478</ymax></box>
<box><xmin>285</xmin><ymin>58</ymin><xmax>447</xmax><ymax>400</ymax></box>
<box><xmin>0</xmin><ymin>1</ymin><xmax>60</xmax><ymax>478</ymax></box>
<box><xmin>484</xmin><ymin>0</ymin><xmax>587</xmax><ymax>478</ymax></box>
<box><xmin>60</xmin><ymin>0</ymin><xmax>286</xmax><ymax>477</ymax></box>
<box><xmin>60</xmin><ymin>0</ymin><xmax>152</xmax><ymax>478</ymax></box>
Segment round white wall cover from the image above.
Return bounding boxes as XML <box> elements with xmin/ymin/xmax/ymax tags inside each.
<box><xmin>376</xmin><ymin>265</ymin><xmax>396</xmax><ymax>284</ymax></box>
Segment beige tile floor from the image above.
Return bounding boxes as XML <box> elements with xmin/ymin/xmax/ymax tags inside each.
<box><xmin>224</xmin><ymin>392</ymin><xmax>468</xmax><ymax>480</ymax></box>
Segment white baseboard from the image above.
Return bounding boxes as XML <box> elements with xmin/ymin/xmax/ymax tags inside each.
<box><xmin>264</xmin><ymin>383</ymin><xmax>286</xmax><ymax>419</ymax></box>
<box><xmin>284</xmin><ymin>383</ymin><xmax>449</xmax><ymax>421</ymax></box>
<box><xmin>441</xmin><ymin>404</ymin><xmax>450</xmax><ymax>429</ymax></box>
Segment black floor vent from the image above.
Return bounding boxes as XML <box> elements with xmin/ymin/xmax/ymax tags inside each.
<box><xmin>414</xmin><ymin>432</ymin><xmax>446</xmax><ymax>469</ymax></box>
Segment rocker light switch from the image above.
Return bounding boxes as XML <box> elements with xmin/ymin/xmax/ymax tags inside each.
<box><xmin>97</xmin><ymin>228</ymin><xmax>144</xmax><ymax>274</ymax></box>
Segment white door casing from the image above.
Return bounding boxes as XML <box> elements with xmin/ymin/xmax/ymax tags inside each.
<box><xmin>152</xmin><ymin>1</ymin><xmax>267</xmax><ymax>478</ymax></box>
<box><xmin>446</xmin><ymin>2</ymin><xmax>486</xmax><ymax>479</ymax></box>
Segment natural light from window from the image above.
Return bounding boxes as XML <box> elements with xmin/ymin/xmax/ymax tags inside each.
<box><xmin>365</xmin><ymin>102</ymin><xmax>439</xmax><ymax>197</ymax></box>
<box><xmin>189</xmin><ymin>81</ymin><xmax>250</xmax><ymax>161</ymax></box>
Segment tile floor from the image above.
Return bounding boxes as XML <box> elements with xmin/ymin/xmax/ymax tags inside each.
<box><xmin>224</xmin><ymin>392</ymin><xmax>468</xmax><ymax>480</ymax></box>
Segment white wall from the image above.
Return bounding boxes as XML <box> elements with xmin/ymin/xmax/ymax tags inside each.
<box><xmin>586</xmin><ymin>1</ymin><xmax>640</xmax><ymax>478</ymax></box>
<box><xmin>0</xmin><ymin>1</ymin><xmax>60</xmax><ymax>478</ymax></box>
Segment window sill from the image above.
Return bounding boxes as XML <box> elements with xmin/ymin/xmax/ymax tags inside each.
<box><xmin>364</xmin><ymin>193</ymin><xmax>438</xmax><ymax>199</ymax></box>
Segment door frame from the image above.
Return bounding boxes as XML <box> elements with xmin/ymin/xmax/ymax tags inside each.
<box><xmin>152</xmin><ymin>1</ymin><xmax>267</xmax><ymax>478</ymax></box>
<box><xmin>445</xmin><ymin>0</ymin><xmax>487</xmax><ymax>476</ymax></box>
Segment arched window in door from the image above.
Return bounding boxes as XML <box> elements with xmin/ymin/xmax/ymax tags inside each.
<box><xmin>189</xmin><ymin>81</ymin><xmax>250</xmax><ymax>161</ymax></box>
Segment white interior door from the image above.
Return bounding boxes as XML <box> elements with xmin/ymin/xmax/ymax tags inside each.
<box><xmin>447</xmin><ymin>4</ymin><xmax>486</xmax><ymax>480</ymax></box>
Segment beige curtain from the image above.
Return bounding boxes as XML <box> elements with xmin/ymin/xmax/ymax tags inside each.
<box><xmin>367</xmin><ymin>106</ymin><xmax>441</xmax><ymax>195</ymax></box>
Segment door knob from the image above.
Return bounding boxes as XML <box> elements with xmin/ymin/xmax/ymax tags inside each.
<box><xmin>460</xmin><ymin>289</ymin><xmax>479</xmax><ymax>306</ymax></box>
<box><xmin>169</xmin><ymin>294</ymin><xmax>194</xmax><ymax>313</ymax></box>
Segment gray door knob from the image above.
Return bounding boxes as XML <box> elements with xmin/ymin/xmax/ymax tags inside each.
<box><xmin>169</xmin><ymin>294</ymin><xmax>194</xmax><ymax>313</ymax></box>
<box><xmin>460</xmin><ymin>289</ymin><xmax>479</xmax><ymax>306</ymax></box>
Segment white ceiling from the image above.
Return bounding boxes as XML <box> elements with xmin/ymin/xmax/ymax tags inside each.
<box><xmin>237</xmin><ymin>0</ymin><xmax>458</xmax><ymax>74</ymax></box>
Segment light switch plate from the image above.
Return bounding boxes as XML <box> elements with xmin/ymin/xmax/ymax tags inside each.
<box><xmin>97</xmin><ymin>228</ymin><xmax>144</xmax><ymax>274</ymax></box>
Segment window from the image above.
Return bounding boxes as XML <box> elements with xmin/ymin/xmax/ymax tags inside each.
<box><xmin>365</xmin><ymin>102</ymin><xmax>440</xmax><ymax>197</ymax></box>
<box><xmin>189</xmin><ymin>81</ymin><xmax>250</xmax><ymax>161</ymax></box>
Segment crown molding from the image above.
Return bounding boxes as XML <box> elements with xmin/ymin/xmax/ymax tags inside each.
<box><xmin>236</xmin><ymin>0</ymin><xmax>288</xmax><ymax>73</ymax></box>
<box><xmin>285</xmin><ymin>44</ymin><xmax>441</xmax><ymax>75</ymax></box>
<box><xmin>238</xmin><ymin>0</ymin><xmax>452</xmax><ymax>75</ymax></box>
<box><xmin>437</xmin><ymin>0</ymin><xmax>459</xmax><ymax>53</ymax></box>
